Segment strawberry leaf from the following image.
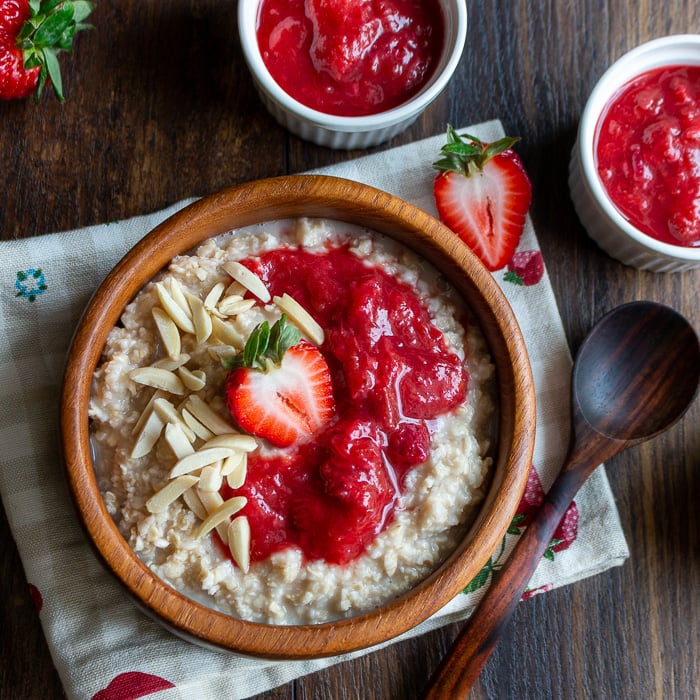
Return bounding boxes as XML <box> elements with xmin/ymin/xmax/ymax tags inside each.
<box><xmin>34</xmin><ymin>6</ymin><xmax>75</xmax><ymax>46</ymax></box>
<box><xmin>503</xmin><ymin>270</ymin><xmax>524</xmax><ymax>285</ymax></box>
<box><xmin>433</xmin><ymin>125</ymin><xmax>521</xmax><ymax>176</ymax></box>
<box><xmin>224</xmin><ymin>315</ymin><xmax>303</xmax><ymax>372</ymax></box>
<box><xmin>41</xmin><ymin>48</ymin><xmax>62</xmax><ymax>99</ymax></box>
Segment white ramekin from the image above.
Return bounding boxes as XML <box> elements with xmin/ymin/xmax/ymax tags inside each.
<box><xmin>569</xmin><ymin>34</ymin><xmax>700</xmax><ymax>272</ymax></box>
<box><xmin>237</xmin><ymin>0</ymin><xmax>467</xmax><ymax>150</ymax></box>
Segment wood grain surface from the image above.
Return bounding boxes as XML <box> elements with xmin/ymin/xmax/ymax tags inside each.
<box><xmin>1</xmin><ymin>1</ymin><xmax>699</xmax><ymax>699</ymax></box>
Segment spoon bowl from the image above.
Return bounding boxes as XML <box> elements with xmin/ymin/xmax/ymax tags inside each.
<box><xmin>573</xmin><ymin>301</ymin><xmax>700</xmax><ymax>441</ymax></box>
<box><xmin>424</xmin><ymin>301</ymin><xmax>700</xmax><ymax>699</ymax></box>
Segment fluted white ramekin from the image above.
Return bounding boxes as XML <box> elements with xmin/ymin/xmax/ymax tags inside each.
<box><xmin>569</xmin><ymin>35</ymin><xmax>700</xmax><ymax>272</ymax></box>
<box><xmin>237</xmin><ymin>0</ymin><xmax>467</xmax><ymax>150</ymax></box>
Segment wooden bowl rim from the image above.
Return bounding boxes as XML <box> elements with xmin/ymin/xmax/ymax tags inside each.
<box><xmin>60</xmin><ymin>174</ymin><xmax>535</xmax><ymax>659</ymax></box>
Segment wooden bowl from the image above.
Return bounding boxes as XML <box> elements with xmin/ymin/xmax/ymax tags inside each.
<box><xmin>60</xmin><ymin>175</ymin><xmax>535</xmax><ymax>659</ymax></box>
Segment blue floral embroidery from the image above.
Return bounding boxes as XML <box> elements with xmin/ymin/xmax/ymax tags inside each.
<box><xmin>15</xmin><ymin>268</ymin><xmax>48</xmax><ymax>302</ymax></box>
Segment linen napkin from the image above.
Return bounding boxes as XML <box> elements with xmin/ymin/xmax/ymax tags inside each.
<box><xmin>0</xmin><ymin>120</ymin><xmax>629</xmax><ymax>700</ymax></box>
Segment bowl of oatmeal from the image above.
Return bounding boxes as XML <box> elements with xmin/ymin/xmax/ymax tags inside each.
<box><xmin>61</xmin><ymin>175</ymin><xmax>535</xmax><ymax>658</ymax></box>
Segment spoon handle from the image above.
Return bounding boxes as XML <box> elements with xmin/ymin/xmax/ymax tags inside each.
<box><xmin>422</xmin><ymin>461</ymin><xmax>593</xmax><ymax>699</ymax></box>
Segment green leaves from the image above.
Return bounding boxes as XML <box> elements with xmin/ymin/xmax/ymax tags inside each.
<box><xmin>222</xmin><ymin>315</ymin><xmax>302</xmax><ymax>372</ymax></box>
<box><xmin>18</xmin><ymin>0</ymin><xmax>95</xmax><ymax>101</ymax></box>
<box><xmin>433</xmin><ymin>125</ymin><xmax>521</xmax><ymax>177</ymax></box>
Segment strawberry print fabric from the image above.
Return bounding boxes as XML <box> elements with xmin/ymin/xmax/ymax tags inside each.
<box><xmin>0</xmin><ymin>121</ymin><xmax>628</xmax><ymax>700</ymax></box>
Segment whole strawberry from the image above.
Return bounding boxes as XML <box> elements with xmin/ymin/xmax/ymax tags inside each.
<box><xmin>0</xmin><ymin>0</ymin><xmax>93</xmax><ymax>101</ymax></box>
<box><xmin>433</xmin><ymin>126</ymin><xmax>532</xmax><ymax>271</ymax></box>
<box><xmin>504</xmin><ymin>249</ymin><xmax>545</xmax><ymax>286</ymax></box>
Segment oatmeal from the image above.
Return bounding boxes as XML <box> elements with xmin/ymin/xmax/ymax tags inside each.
<box><xmin>90</xmin><ymin>218</ymin><xmax>495</xmax><ymax>625</ymax></box>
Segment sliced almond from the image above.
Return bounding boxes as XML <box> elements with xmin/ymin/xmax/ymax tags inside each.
<box><xmin>129</xmin><ymin>367</ymin><xmax>186</xmax><ymax>395</ymax></box>
<box><xmin>150</xmin><ymin>353</ymin><xmax>191</xmax><ymax>371</ymax></box>
<box><xmin>222</xmin><ymin>261</ymin><xmax>271</xmax><ymax>303</ymax></box>
<box><xmin>197</xmin><ymin>489</ymin><xmax>228</xmax><ymax>543</ymax></box>
<box><xmin>169</xmin><ymin>447</ymin><xmax>234</xmax><ymax>478</ymax></box>
<box><xmin>223</xmin><ymin>452</ymin><xmax>247</xmax><ymax>489</ymax></box>
<box><xmin>204</xmin><ymin>281</ymin><xmax>226</xmax><ymax>310</ymax></box>
<box><xmin>218</xmin><ymin>297</ymin><xmax>256</xmax><ymax>317</ymax></box>
<box><xmin>168</xmin><ymin>277</ymin><xmax>191</xmax><ymax>314</ymax></box>
<box><xmin>211</xmin><ymin>315</ymin><xmax>244</xmax><ymax>349</ymax></box>
<box><xmin>153</xmin><ymin>398</ymin><xmax>196</xmax><ymax>442</ymax></box>
<box><xmin>131</xmin><ymin>389</ymin><xmax>166</xmax><ymax>436</ymax></box>
<box><xmin>182</xmin><ymin>486</ymin><xmax>208</xmax><ymax>521</ymax></box>
<box><xmin>178</xmin><ymin>366</ymin><xmax>206</xmax><ymax>392</ymax></box>
<box><xmin>146</xmin><ymin>475</ymin><xmax>198</xmax><ymax>514</ymax></box>
<box><xmin>181</xmin><ymin>407</ymin><xmax>215</xmax><ymax>441</ymax></box>
<box><xmin>227</xmin><ymin>515</ymin><xmax>250</xmax><ymax>573</ymax></box>
<box><xmin>185</xmin><ymin>395</ymin><xmax>237</xmax><ymax>435</ymax></box>
<box><xmin>273</xmin><ymin>293</ymin><xmax>325</xmax><ymax>345</ymax></box>
<box><xmin>130</xmin><ymin>409</ymin><xmax>165</xmax><ymax>459</ymax></box>
<box><xmin>198</xmin><ymin>463</ymin><xmax>224</xmax><ymax>492</ymax></box>
<box><xmin>224</xmin><ymin>280</ymin><xmax>247</xmax><ymax>298</ymax></box>
<box><xmin>197</xmin><ymin>488</ymin><xmax>224</xmax><ymax>514</ymax></box>
<box><xmin>151</xmin><ymin>306</ymin><xmax>181</xmax><ymax>360</ymax></box>
<box><xmin>164</xmin><ymin>422</ymin><xmax>196</xmax><ymax>459</ymax></box>
<box><xmin>207</xmin><ymin>344</ymin><xmax>239</xmax><ymax>362</ymax></box>
<box><xmin>202</xmin><ymin>433</ymin><xmax>258</xmax><ymax>452</ymax></box>
<box><xmin>155</xmin><ymin>282</ymin><xmax>195</xmax><ymax>334</ymax></box>
<box><xmin>187</xmin><ymin>293</ymin><xmax>214</xmax><ymax>344</ymax></box>
<box><xmin>194</xmin><ymin>496</ymin><xmax>247</xmax><ymax>539</ymax></box>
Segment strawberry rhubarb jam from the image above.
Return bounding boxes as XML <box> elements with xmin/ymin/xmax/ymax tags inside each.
<box><xmin>595</xmin><ymin>65</ymin><xmax>700</xmax><ymax>247</ymax></box>
<box><xmin>90</xmin><ymin>219</ymin><xmax>495</xmax><ymax>624</ymax></box>
<box><xmin>256</xmin><ymin>0</ymin><xmax>445</xmax><ymax>116</ymax></box>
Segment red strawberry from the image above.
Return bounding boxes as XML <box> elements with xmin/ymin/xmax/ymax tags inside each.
<box><xmin>504</xmin><ymin>249</ymin><xmax>545</xmax><ymax>286</ymax></box>
<box><xmin>0</xmin><ymin>0</ymin><xmax>93</xmax><ymax>101</ymax></box>
<box><xmin>223</xmin><ymin>316</ymin><xmax>335</xmax><ymax>448</ymax></box>
<box><xmin>433</xmin><ymin>126</ymin><xmax>532</xmax><ymax>271</ymax></box>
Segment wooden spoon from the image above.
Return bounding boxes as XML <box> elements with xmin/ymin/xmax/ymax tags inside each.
<box><xmin>423</xmin><ymin>300</ymin><xmax>700</xmax><ymax>699</ymax></box>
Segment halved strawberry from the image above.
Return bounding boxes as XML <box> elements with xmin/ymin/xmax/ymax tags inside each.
<box><xmin>223</xmin><ymin>316</ymin><xmax>335</xmax><ymax>448</ymax></box>
<box><xmin>433</xmin><ymin>126</ymin><xmax>532</xmax><ymax>271</ymax></box>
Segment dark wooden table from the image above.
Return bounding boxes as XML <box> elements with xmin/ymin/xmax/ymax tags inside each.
<box><xmin>2</xmin><ymin>2</ymin><xmax>698</xmax><ymax>698</ymax></box>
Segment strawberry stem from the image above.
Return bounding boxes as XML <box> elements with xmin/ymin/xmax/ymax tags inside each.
<box><xmin>18</xmin><ymin>0</ymin><xmax>94</xmax><ymax>101</ymax></box>
<box><xmin>433</xmin><ymin>125</ymin><xmax>521</xmax><ymax>177</ymax></box>
<box><xmin>223</xmin><ymin>315</ymin><xmax>302</xmax><ymax>372</ymax></box>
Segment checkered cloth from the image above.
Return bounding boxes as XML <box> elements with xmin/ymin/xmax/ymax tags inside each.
<box><xmin>0</xmin><ymin>121</ymin><xmax>628</xmax><ymax>700</ymax></box>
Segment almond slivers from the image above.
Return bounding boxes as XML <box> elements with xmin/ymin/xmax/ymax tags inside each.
<box><xmin>194</xmin><ymin>496</ymin><xmax>247</xmax><ymax>539</ymax></box>
<box><xmin>273</xmin><ymin>293</ymin><xmax>325</xmax><ymax>345</ymax></box>
<box><xmin>152</xmin><ymin>306</ymin><xmax>181</xmax><ymax>360</ymax></box>
<box><xmin>184</xmin><ymin>395</ymin><xmax>237</xmax><ymax>435</ymax></box>
<box><xmin>222</xmin><ymin>261</ymin><xmax>271</xmax><ymax>303</ymax></box>
<box><xmin>155</xmin><ymin>281</ymin><xmax>195</xmax><ymax>334</ymax></box>
<box><xmin>182</xmin><ymin>486</ymin><xmax>208</xmax><ymax>521</ymax></box>
<box><xmin>178</xmin><ymin>366</ymin><xmax>206</xmax><ymax>392</ymax></box>
<box><xmin>146</xmin><ymin>475</ymin><xmax>198</xmax><ymax>514</ymax></box>
<box><xmin>187</xmin><ymin>293</ymin><xmax>213</xmax><ymax>344</ymax></box>
<box><xmin>198</xmin><ymin>463</ymin><xmax>224</xmax><ymax>492</ymax></box>
<box><xmin>223</xmin><ymin>453</ymin><xmax>247</xmax><ymax>489</ymax></box>
<box><xmin>164</xmin><ymin>422</ymin><xmax>196</xmax><ymax>459</ymax></box>
<box><xmin>169</xmin><ymin>447</ymin><xmax>235</xmax><ymax>478</ymax></box>
<box><xmin>228</xmin><ymin>516</ymin><xmax>250</xmax><ymax>573</ymax></box>
<box><xmin>211</xmin><ymin>316</ymin><xmax>244</xmax><ymax>349</ymax></box>
<box><xmin>181</xmin><ymin>407</ymin><xmax>215</xmax><ymax>441</ymax></box>
<box><xmin>203</xmin><ymin>281</ymin><xmax>226</xmax><ymax>310</ymax></box>
<box><xmin>129</xmin><ymin>367</ymin><xmax>186</xmax><ymax>395</ymax></box>
<box><xmin>201</xmin><ymin>433</ymin><xmax>258</xmax><ymax>452</ymax></box>
<box><xmin>131</xmin><ymin>409</ymin><xmax>164</xmax><ymax>459</ymax></box>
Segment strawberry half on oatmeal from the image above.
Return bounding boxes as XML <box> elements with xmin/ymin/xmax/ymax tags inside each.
<box><xmin>89</xmin><ymin>218</ymin><xmax>496</xmax><ymax>625</ymax></box>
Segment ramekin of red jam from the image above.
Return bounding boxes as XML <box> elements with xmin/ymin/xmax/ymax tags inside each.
<box><xmin>569</xmin><ymin>35</ymin><xmax>700</xmax><ymax>272</ymax></box>
<box><xmin>237</xmin><ymin>0</ymin><xmax>467</xmax><ymax>149</ymax></box>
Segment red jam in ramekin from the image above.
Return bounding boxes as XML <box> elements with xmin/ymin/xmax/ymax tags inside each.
<box><xmin>595</xmin><ymin>64</ymin><xmax>700</xmax><ymax>248</ymax></box>
<box><xmin>256</xmin><ymin>0</ymin><xmax>445</xmax><ymax>117</ymax></box>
